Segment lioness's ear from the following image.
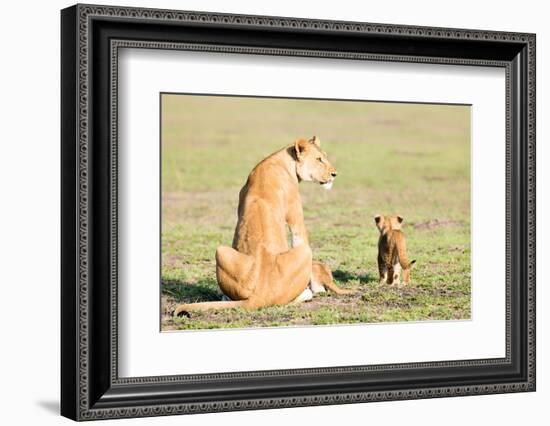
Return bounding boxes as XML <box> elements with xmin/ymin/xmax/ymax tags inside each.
<box><xmin>294</xmin><ymin>138</ymin><xmax>309</xmax><ymax>159</ymax></box>
<box><xmin>410</xmin><ymin>260</ymin><xmax>417</xmax><ymax>268</ymax></box>
<box><xmin>396</xmin><ymin>215</ymin><xmax>404</xmax><ymax>223</ymax></box>
<box><xmin>309</xmin><ymin>136</ymin><xmax>321</xmax><ymax>147</ymax></box>
<box><xmin>374</xmin><ymin>214</ymin><xmax>382</xmax><ymax>224</ymax></box>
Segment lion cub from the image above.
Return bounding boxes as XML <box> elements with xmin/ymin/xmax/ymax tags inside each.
<box><xmin>375</xmin><ymin>214</ymin><xmax>416</xmax><ymax>286</ymax></box>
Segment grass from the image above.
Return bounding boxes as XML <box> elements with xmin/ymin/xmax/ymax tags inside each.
<box><xmin>160</xmin><ymin>95</ymin><xmax>471</xmax><ymax>331</ymax></box>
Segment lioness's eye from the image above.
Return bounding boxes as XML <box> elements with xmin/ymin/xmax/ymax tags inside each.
<box><xmin>317</xmin><ymin>157</ymin><xmax>323</xmax><ymax>163</ymax></box>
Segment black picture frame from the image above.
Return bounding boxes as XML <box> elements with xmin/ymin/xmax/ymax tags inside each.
<box><xmin>61</xmin><ymin>3</ymin><xmax>536</xmax><ymax>421</ymax></box>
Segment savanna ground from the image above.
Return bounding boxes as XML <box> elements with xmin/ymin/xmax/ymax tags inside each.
<box><xmin>161</xmin><ymin>95</ymin><xmax>471</xmax><ymax>331</ymax></box>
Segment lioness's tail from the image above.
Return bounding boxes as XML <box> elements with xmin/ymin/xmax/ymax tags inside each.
<box><xmin>173</xmin><ymin>300</ymin><xmax>249</xmax><ymax>317</ymax></box>
<box><xmin>312</xmin><ymin>261</ymin><xmax>354</xmax><ymax>295</ymax></box>
<box><xmin>396</xmin><ymin>233</ymin><xmax>416</xmax><ymax>269</ymax></box>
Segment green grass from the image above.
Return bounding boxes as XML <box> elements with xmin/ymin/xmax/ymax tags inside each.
<box><xmin>160</xmin><ymin>95</ymin><xmax>471</xmax><ymax>331</ymax></box>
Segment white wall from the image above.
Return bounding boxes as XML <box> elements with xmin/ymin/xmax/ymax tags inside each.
<box><xmin>0</xmin><ymin>0</ymin><xmax>546</xmax><ymax>424</ymax></box>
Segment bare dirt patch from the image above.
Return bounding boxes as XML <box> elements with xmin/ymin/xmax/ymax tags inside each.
<box><xmin>413</xmin><ymin>218</ymin><xmax>462</xmax><ymax>230</ymax></box>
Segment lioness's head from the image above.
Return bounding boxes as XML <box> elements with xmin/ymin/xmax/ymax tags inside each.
<box><xmin>294</xmin><ymin>136</ymin><xmax>337</xmax><ymax>190</ymax></box>
<box><xmin>374</xmin><ymin>214</ymin><xmax>403</xmax><ymax>234</ymax></box>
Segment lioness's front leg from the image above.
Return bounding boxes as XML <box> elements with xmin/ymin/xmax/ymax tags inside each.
<box><xmin>286</xmin><ymin>198</ymin><xmax>315</xmax><ymax>303</ymax></box>
<box><xmin>286</xmin><ymin>199</ymin><xmax>352</xmax><ymax>296</ymax></box>
<box><xmin>286</xmin><ymin>195</ymin><xmax>310</xmax><ymax>248</ymax></box>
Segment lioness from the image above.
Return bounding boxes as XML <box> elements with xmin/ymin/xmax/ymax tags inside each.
<box><xmin>375</xmin><ymin>214</ymin><xmax>416</xmax><ymax>286</ymax></box>
<box><xmin>174</xmin><ymin>136</ymin><xmax>348</xmax><ymax>316</ymax></box>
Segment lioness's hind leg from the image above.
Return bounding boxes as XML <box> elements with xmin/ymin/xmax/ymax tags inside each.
<box><xmin>273</xmin><ymin>244</ymin><xmax>313</xmax><ymax>304</ymax></box>
<box><xmin>215</xmin><ymin>246</ymin><xmax>256</xmax><ymax>300</ymax></box>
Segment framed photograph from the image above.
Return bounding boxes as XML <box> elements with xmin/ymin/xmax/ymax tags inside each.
<box><xmin>61</xmin><ymin>4</ymin><xmax>536</xmax><ymax>421</ymax></box>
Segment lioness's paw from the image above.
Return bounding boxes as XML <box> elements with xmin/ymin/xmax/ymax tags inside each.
<box><xmin>292</xmin><ymin>288</ymin><xmax>314</xmax><ymax>304</ymax></box>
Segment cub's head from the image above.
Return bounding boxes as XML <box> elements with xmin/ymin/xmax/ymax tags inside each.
<box><xmin>294</xmin><ymin>136</ymin><xmax>337</xmax><ymax>190</ymax></box>
<box><xmin>374</xmin><ymin>214</ymin><xmax>404</xmax><ymax>234</ymax></box>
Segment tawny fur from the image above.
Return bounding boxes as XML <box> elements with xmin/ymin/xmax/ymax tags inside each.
<box><xmin>174</xmin><ymin>136</ymin><xmax>348</xmax><ymax>316</ymax></box>
<box><xmin>374</xmin><ymin>214</ymin><xmax>416</xmax><ymax>286</ymax></box>
<box><xmin>311</xmin><ymin>261</ymin><xmax>354</xmax><ymax>295</ymax></box>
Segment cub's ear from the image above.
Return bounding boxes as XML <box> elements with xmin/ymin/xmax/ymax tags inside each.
<box><xmin>294</xmin><ymin>138</ymin><xmax>309</xmax><ymax>159</ymax></box>
<box><xmin>396</xmin><ymin>214</ymin><xmax>404</xmax><ymax>223</ymax></box>
<box><xmin>309</xmin><ymin>135</ymin><xmax>321</xmax><ymax>147</ymax></box>
<box><xmin>374</xmin><ymin>215</ymin><xmax>385</xmax><ymax>230</ymax></box>
<box><xmin>409</xmin><ymin>260</ymin><xmax>417</xmax><ymax>268</ymax></box>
